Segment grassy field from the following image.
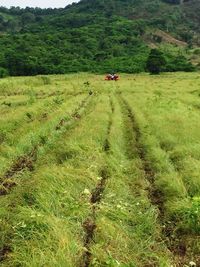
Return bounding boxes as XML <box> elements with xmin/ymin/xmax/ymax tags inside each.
<box><xmin>0</xmin><ymin>73</ymin><xmax>199</xmax><ymax>267</ymax></box>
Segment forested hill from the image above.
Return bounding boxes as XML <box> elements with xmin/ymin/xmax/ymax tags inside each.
<box><xmin>0</xmin><ymin>0</ymin><xmax>199</xmax><ymax>76</ymax></box>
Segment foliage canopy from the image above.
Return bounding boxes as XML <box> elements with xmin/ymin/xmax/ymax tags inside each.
<box><xmin>0</xmin><ymin>0</ymin><xmax>198</xmax><ymax>76</ymax></box>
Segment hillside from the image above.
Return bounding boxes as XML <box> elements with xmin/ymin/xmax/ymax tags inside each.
<box><xmin>0</xmin><ymin>0</ymin><xmax>199</xmax><ymax>76</ymax></box>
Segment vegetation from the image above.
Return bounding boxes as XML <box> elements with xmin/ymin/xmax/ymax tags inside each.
<box><xmin>0</xmin><ymin>0</ymin><xmax>199</xmax><ymax>76</ymax></box>
<box><xmin>0</xmin><ymin>1</ymin><xmax>199</xmax><ymax>266</ymax></box>
<box><xmin>146</xmin><ymin>49</ymin><xmax>195</xmax><ymax>74</ymax></box>
<box><xmin>0</xmin><ymin>73</ymin><xmax>199</xmax><ymax>266</ymax></box>
<box><xmin>146</xmin><ymin>49</ymin><xmax>166</xmax><ymax>74</ymax></box>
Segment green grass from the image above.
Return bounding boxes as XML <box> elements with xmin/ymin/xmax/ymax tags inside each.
<box><xmin>0</xmin><ymin>73</ymin><xmax>199</xmax><ymax>266</ymax></box>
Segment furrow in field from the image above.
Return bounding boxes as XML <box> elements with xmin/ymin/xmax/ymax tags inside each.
<box><xmin>81</xmin><ymin>96</ymin><xmax>113</xmax><ymax>267</ymax></box>
<box><xmin>82</xmin><ymin>167</ymin><xmax>110</xmax><ymax>267</ymax></box>
<box><xmin>117</xmin><ymin>94</ymin><xmax>165</xmax><ymax>215</ymax></box>
<box><xmin>103</xmin><ymin>97</ymin><xmax>114</xmax><ymax>152</ymax></box>
<box><xmin>117</xmin><ymin>94</ymin><xmax>179</xmax><ymax>259</ymax></box>
<box><xmin>0</xmin><ymin>93</ymin><xmax>93</xmax><ymax>198</ymax></box>
<box><xmin>0</xmin><ymin>146</ymin><xmax>37</xmax><ymax>195</ymax></box>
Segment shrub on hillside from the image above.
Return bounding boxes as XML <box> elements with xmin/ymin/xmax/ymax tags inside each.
<box><xmin>165</xmin><ymin>54</ymin><xmax>195</xmax><ymax>72</ymax></box>
<box><xmin>0</xmin><ymin>67</ymin><xmax>9</xmax><ymax>78</ymax></box>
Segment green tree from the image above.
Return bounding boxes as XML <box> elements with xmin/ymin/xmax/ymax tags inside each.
<box><xmin>0</xmin><ymin>15</ymin><xmax>4</xmax><ymax>23</ymax></box>
<box><xmin>146</xmin><ymin>49</ymin><xmax>166</xmax><ymax>74</ymax></box>
<box><xmin>21</xmin><ymin>12</ymin><xmax>35</xmax><ymax>26</ymax></box>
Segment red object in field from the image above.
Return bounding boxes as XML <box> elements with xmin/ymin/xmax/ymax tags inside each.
<box><xmin>105</xmin><ymin>74</ymin><xmax>119</xmax><ymax>81</ymax></box>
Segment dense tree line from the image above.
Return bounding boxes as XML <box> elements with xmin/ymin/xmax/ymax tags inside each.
<box><xmin>146</xmin><ymin>49</ymin><xmax>194</xmax><ymax>74</ymax></box>
<box><xmin>0</xmin><ymin>0</ymin><xmax>197</xmax><ymax>77</ymax></box>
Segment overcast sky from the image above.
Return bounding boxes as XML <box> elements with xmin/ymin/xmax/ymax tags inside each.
<box><xmin>0</xmin><ymin>0</ymin><xmax>80</xmax><ymax>8</ymax></box>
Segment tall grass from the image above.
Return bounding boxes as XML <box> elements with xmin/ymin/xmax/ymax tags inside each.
<box><xmin>0</xmin><ymin>73</ymin><xmax>199</xmax><ymax>266</ymax></box>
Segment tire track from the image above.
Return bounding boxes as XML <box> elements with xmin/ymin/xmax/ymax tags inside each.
<box><xmin>81</xmin><ymin>96</ymin><xmax>114</xmax><ymax>267</ymax></box>
<box><xmin>0</xmin><ymin>146</ymin><xmax>37</xmax><ymax>195</ymax></box>
<box><xmin>103</xmin><ymin>97</ymin><xmax>114</xmax><ymax>152</ymax></box>
<box><xmin>117</xmin><ymin>93</ymin><xmax>165</xmax><ymax>213</ymax></box>
<box><xmin>82</xmin><ymin>167</ymin><xmax>110</xmax><ymax>267</ymax></box>
<box><xmin>117</xmin><ymin>93</ymin><xmax>186</xmax><ymax>265</ymax></box>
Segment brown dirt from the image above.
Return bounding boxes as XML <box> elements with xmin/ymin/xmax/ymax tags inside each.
<box><xmin>91</xmin><ymin>169</ymin><xmax>109</xmax><ymax>204</ymax></box>
<box><xmin>4</xmin><ymin>147</ymin><xmax>37</xmax><ymax>180</ymax></box>
<box><xmin>103</xmin><ymin>96</ymin><xmax>114</xmax><ymax>152</ymax></box>
<box><xmin>154</xmin><ymin>30</ymin><xmax>187</xmax><ymax>47</ymax></box>
<box><xmin>0</xmin><ymin>147</ymin><xmax>37</xmax><ymax>196</ymax></box>
<box><xmin>0</xmin><ymin>246</ymin><xmax>11</xmax><ymax>262</ymax></box>
<box><xmin>81</xmin><ymin>168</ymin><xmax>109</xmax><ymax>267</ymax></box>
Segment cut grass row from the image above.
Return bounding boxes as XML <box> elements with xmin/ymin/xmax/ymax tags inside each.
<box><xmin>0</xmin><ymin>93</ymin><xmax>86</xmax><ymax>149</ymax></box>
<box><xmin>0</xmin><ymin>74</ymin><xmax>96</xmax><ymax>97</ymax></box>
<box><xmin>0</xmin><ymin>93</ymin><xmax>91</xmax><ymax>184</ymax></box>
<box><xmin>1</xmin><ymin>91</ymin><xmax>172</xmax><ymax>266</ymax></box>
<box><xmin>88</xmin><ymin>94</ymin><xmax>172</xmax><ymax>266</ymax></box>
<box><xmin>0</xmin><ymin>94</ymin><xmax>93</xmax><ymax>188</ymax></box>
<box><xmin>0</xmin><ymin>93</ymin><xmax>106</xmax><ymax>266</ymax></box>
<box><xmin>117</xmin><ymin>76</ymin><xmax>200</xmax><ymax>265</ymax></box>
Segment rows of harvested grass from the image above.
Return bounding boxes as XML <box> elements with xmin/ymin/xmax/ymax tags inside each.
<box><xmin>88</xmin><ymin>94</ymin><xmax>172</xmax><ymax>266</ymax></box>
<box><xmin>0</xmin><ymin>73</ymin><xmax>97</xmax><ymax>97</ymax></box>
<box><xmin>118</xmin><ymin>74</ymin><xmax>200</xmax><ymax>265</ymax></box>
<box><xmin>0</xmin><ymin>93</ymin><xmax>89</xmax><ymax>180</ymax></box>
<box><xmin>0</xmin><ymin>93</ymin><xmax>86</xmax><ymax>144</ymax></box>
<box><xmin>0</xmin><ymin>94</ymin><xmax>109</xmax><ymax>266</ymax></box>
<box><xmin>0</xmin><ymin>73</ymin><xmax>200</xmax><ymax>266</ymax></box>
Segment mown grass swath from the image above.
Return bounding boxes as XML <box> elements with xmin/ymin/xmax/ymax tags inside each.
<box><xmin>0</xmin><ymin>73</ymin><xmax>199</xmax><ymax>267</ymax></box>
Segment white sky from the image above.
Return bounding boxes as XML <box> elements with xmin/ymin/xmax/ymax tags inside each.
<box><xmin>0</xmin><ymin>0</ymin><xmax>80</xmax><ymax>8</ymax></box>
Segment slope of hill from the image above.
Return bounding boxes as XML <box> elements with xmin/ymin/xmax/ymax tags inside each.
<box><xmin>0</xmin><ymin>0</ymin><xmax>199</xmax><ymax>76</ymax></box>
